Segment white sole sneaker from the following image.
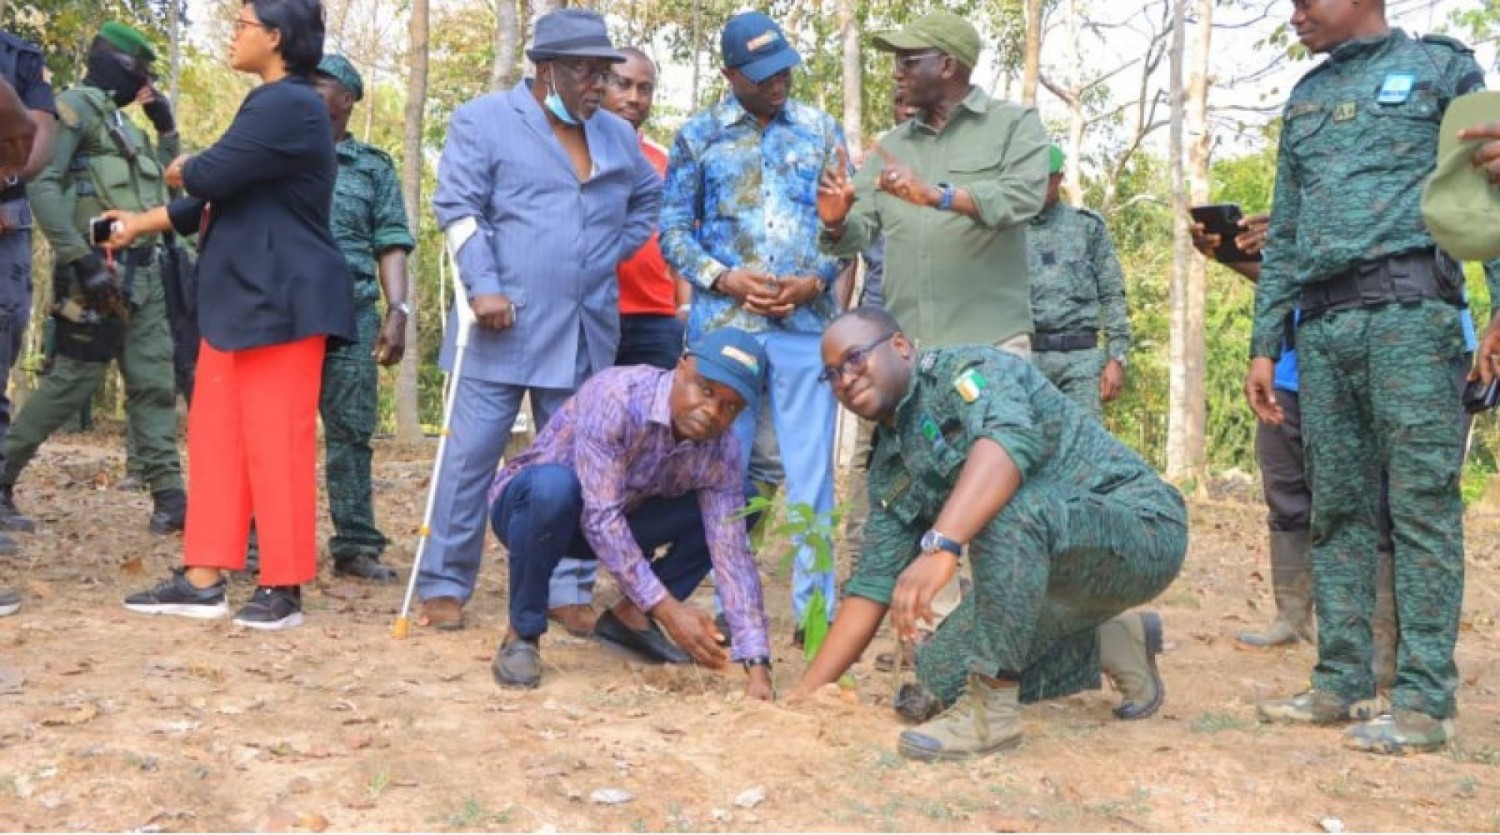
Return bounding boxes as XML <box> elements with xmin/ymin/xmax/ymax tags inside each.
<box><xmin>124</xmin><ymin>601</ymin><xmax>229</xmax><ymax>619</ymax></box>
<box><xmin>0</xmin><ymin>601</ymin><xmax>20</xmax><ymax>617</ymax></box>
<box><xmin>232</xmin><ymin>611</ymin><xmax>304</xmax><ymax>631</ymax></box>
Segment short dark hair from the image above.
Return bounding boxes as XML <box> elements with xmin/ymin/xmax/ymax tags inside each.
<box><xmin>618</xmin><ymin>46</ymin><xmax>657</xmax><ymax>72</ymax></box>
<box><xmin>833</xmin><ymin>305</ymin><xmax>902</xmax><ymax>336</ymax></box>
<box><xmin>245</xmin><ymin>0</ymin><xmax>325</xmax><ymax>76</ymax></box>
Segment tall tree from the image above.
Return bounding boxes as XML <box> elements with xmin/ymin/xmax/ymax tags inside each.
<box><xmin>837</xmin><ymin>0</ymin><xmax>862</xmax><ymax>154</ymax></box>
<box><xmin>395</xmin><ymin>0</ymin><xmax>431</xmax><ymax>441</ymax></box>
<box><xmin>1020</xmin><ymin>0</ymin><xmax>1043</xmax><ymax>105</ymax></box>
<box><xmin>1178</xmin><ymin>0</ymin><xmax>1213</xmax><ymax>486</ymax></box>
<box><xmin>491</xmin><ymin>0</ymin><xmax>520</xmax><ymax>90</ymax></box>
<box><xmin>1165</xmin><ymin>0</ymin><xmax>1194</xmax><ymax>482</ymax></box>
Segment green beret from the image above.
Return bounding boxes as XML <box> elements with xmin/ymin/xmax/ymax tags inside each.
<box><xmin>99</xmin><ymin>21</ymin><xmax>157</xmax><ymax>64</ymax></box>
<box><xmin>316</xmin><ymin>54</ymin><xmax>364</xmax><ymax>101</ymax></box>
<box><xmin>1422</xmin><ymin>91</ymin><xmax>1500</xmax><ymax>261</ymax></box>
<box><xmin>872</xmin><ymin>12</ymin><xmax>981</xmax><ymax>72</ymax></box>
<box><xmin>1049</xmin><ymin>144</ymin><xmax>1065</xmax><ymax>175</ymax></box>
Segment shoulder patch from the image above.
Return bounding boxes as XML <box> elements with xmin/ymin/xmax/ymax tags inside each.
<box><xmin>1420</xmin><ymin>33</ymin><xmax>1473</xmax><ymax>55</ymax></box>
<box><xmin>953</xmin><ymin>367</ymin><xmax>988</xmax><ymax>404</ymax></box>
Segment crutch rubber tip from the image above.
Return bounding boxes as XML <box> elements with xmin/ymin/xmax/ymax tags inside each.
<box><xmin>419</xmin><ymin>524</ymin><xmax>430</xmax><ymax>536</ymax></box>
<box><xmin>392</xmin><ymin>617</ymin><xmax>410</xmax><ymax>640</ymax></box>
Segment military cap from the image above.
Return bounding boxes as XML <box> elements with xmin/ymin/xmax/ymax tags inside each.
<box><xmin>1049</xmin><ymin>144</ymin><xmax>1065</xmax><ymax>175</ymax></box>
<box><xmin>316</xmin><ymin>54</ymin><xmax>364</xmax><ymax>101</ymax></box>
<box><xmin>872</xmin><ymin>12</ymin><xmax>981</xmax><ymax>71</ymax></box>
<box><xmin>1422</xmin><ymin>91</ymin><xmax>1500</xmax><ymax>261</ymax></box>
<box><xmin>99</xmin><ymin>21</ymin><xmax>157</xmax><ymax>64</ymax></box>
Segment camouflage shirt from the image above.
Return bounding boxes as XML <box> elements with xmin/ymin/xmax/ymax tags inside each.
<box><xmin>1253</xmin><ymin>29</ymin><xmax>1500</xmax><ymax>358</ymax></box>
<box><xmin>331</xmin><ymin>135</ymin><xmax>414</xmax><ymax>304</ymax></box>
<box><xmin>846</xmin><ymin>345</ymin><xmax>1184</xmax><ymax>605</ymax></box>
<box><xmin>1026</xmin><ymin>201</ymin><xmax>1131</xmax><ymax>359</ymax></box>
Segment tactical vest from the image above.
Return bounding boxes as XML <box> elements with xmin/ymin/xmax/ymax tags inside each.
<box><xmin>60</xmin><ymin>86</ymin><xmax>168</xmax><ymax>236</ymax></box>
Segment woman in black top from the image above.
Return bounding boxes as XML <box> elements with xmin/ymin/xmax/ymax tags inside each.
<box><xmin>110</xmin><ymin>0</ymin><xmax>355</xmax><ymax>630</ymax></box>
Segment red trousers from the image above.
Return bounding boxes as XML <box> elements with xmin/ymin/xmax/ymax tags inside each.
<box><xmin>183</xmin><ymin>336</ymin><xmax>326</xmax><ymax>586</ymax></box>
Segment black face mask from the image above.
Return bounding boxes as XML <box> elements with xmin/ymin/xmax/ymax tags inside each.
<box><xmin>84</xmin><ymin>45</ymin><xmax>149</xmax><ymax>107</ymax></box>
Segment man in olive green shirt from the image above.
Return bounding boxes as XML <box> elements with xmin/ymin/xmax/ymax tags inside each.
<box><xmin>818</xmin><ymin>11</ymin><xmax>1049</xmax><ymax>351</ymax></box>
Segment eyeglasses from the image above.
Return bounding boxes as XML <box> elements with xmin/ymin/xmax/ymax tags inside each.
<box><xmin>895</xmin><ymin>50</ymin><xmax>944</xmax><ymax>72</ymax></box>
<box><xmin>232</xmin><ymin>18</ymin><xmax>272</xmax><ymax>36</ymax></box>
<box><xmin>555</xmin><ymin>59</ymin><xmax>613</xmax><ymax>85</ymax></box>
<box><xmin>820</xmin><ymin>332</ymin><xmax>897</xmax><ymax>385</ymax></box>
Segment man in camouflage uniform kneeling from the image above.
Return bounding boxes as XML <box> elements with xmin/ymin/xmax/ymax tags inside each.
<box><xmin>789</xmin><ymin>308</ymin><xmax>1187</xmax><ymax>762</ymax></box>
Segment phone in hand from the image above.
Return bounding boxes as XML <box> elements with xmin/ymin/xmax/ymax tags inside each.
<box><xmin>1463</xmin><ymin>378</ymin><xmax>1500</xmax><ymax>414</ymax></box>
<box><xmin>1189</xmin><ymin>203</ymin><xmax>1262</xmax><ymax>264</ymax></box>
<box><xmin>89</xmin><ymin>216</ymin><xmax>118</xmax><ymax>246</ymax></box>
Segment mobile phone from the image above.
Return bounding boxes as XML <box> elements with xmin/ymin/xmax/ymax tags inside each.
<box><xmin>1189</xmin><ymin>203</ymin><xmax>1262</xmax><ymax>264</ymax></box>
<box><xmin>1463</xmin><ymin>378</ymin><xmax>1500</xmax><ymax>414</ymax></box>
<box><xmin>89</xmin><ymin>216</ymin><xmax>117</xmax><ymax>245</ymax></box>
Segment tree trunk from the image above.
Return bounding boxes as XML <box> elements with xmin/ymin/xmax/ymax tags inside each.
<box><xmin>491</xmin><ymin>0</ymin><xmax>521</xmax><ymax>90</ymax></box>
<box><xmin>1020</xmin><ymin>0</ymin><xmax>1044</xmax><ymax>106</ymax></box>
<box><xmin>1178</xmin><ymin>0</ymin><xmax>1214</xmax><ymax>489</ymax></box>
<box><xmin>1165</xmin><ymin>0</ymin><xmax>1193</xmax><ymax>482</ymax></box>
<box><xmin>1062</xmin><ymin>0</ymin><xmax>1084</xmax><ymax>204</ymax></box>
<box><xmin>168</xmin><ymin>0</ymin><xmax>182</xmax><ymax>103</ymax></box>
<box><xmin>689</xmin><ymin>0</ymin><xmax>702</xmax><ymax>109</ymax></box>
<box><xmin>395</xmin><ymin>0</ymin><xmax>431</xmax><ymax>443</ymax></box>
<box><xmin>838</xmin><ymin>0</ymin><xmax>861</xmax><ymax>155</ymax></box>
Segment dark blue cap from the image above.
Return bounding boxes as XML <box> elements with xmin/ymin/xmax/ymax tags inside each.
<box><xmin>720</xmin><ymin>11</ymin><xmax>800</xmax><ymax>83</ymax></box>
<box><xmin>688</xmin><ymin>327</ymin><xmax>766</xmax><ymax>405</ymax></box>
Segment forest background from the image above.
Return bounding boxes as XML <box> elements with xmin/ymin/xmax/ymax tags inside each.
<box><xmin>7</xmin><ymin>0</ymin><xmax>1500</xmax><ymax>493</ymax></box>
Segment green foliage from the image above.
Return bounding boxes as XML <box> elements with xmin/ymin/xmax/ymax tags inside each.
<box><xmin>4</xmin><ymin>0</ymin><xmax>183</xmax><ymax>88</ymax></box>
<box><xmin>738</xmin><ymin>495</ymin><xmax>840</xmax><ymax>659</ymax></box>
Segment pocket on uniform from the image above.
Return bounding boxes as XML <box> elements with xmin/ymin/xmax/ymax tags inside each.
<box><xmin>947</xmin><ymin>149</ymin><xmax>1004</xmax><ymax>185</ymax></box>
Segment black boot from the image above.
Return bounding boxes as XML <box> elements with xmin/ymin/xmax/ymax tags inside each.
<box><xmin>149</xmin><ymin>488</ymin><xmax>187</xmax><ymax>534</ymax></box>
<box><xmin>0</xmin><ymin>485</ymin><xmax>35</xmax><ymax>533</ymax></box>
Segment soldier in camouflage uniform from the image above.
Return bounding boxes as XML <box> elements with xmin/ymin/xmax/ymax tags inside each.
<box><xmin>790</xmin><ymin>308</ymin><xmax>1186</xmax><ymax>762</ymax></box>
<box><xmin>10</xmin><ymin>22</ymin><xmax>185</xmax><ymax>537</ymax></box>
<box><xmin>1026</xmin><ymin>144</ymin><xmax>1130</xmax><ymax>417</ymax></box>
<box><xmin>1246</xmin><ymin>0</ymin><xmax>1500</xmax><ymax>753</ymax></box>
<box><xmin>311</xmin><ymin>55</ymin><xmax>413</xmax><ymax>581</ymax></box>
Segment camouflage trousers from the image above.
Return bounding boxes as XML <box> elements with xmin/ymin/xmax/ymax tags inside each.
<box><xmin>1032</xmin><ymin>348</ymin><xmax>1103</xmax><ymax>418</ymax></box>
<box><xmin>914</xmin><ymin>479</ymin><xmax>1188</xmax><ymax>705</ymax></box>
<box><xmin>1298</xmin><ymin>301</ymin><xmax>1466</xmax><ymax>719</ymax></box>
<box><xmin>321</xmin><ymin>302</ymin><xmax>386</xmax><ymax>560</ymax></box>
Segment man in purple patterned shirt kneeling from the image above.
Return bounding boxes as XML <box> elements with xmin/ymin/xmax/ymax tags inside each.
<box><xmin>487</xmin><ymin>328</ymin><xmax>775</xmax><ymax>699</ymax></box>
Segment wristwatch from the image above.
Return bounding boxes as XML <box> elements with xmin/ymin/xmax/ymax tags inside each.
<box><xmin>742</xmin><ymin>655</ymin><xmax>772</xmax><ymax>672</ymax></box>
<box><xmin>389</xmin><ymin>301</ymin><xmax>412</xmax><ymax>318</ymax></box>
<box><xmin>936</xmin><ymin>182</ymin><xmax>956</xmax><ymax>211</ymax></box>
<box><xmin>1110</xmin><ymin>353</ymin><xmax>1128</xmax><ymax>368</ymax></box>
<box><xmin>919</xmin><ymin>529</ymin><xmax>963</xmax><ymax>557</ymax></box>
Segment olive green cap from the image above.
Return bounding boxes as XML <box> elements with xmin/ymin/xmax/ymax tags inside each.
<box><xmin>1049</xmin><ymin>144</ymin><xmax>1065</xmax><ymax>175</ymax></box>
<box><xmin>99</xmin><ymin>21</ymin><xmax>157</xmax><ymax>64</ymax></box>
<box><xmin>316</xmin><ymin>54</ymin><xmax>364</xmax><ymax>101</ymax></box>
<box><xmin>1422</xmin><ymin>91</ymin><xmax>1500</xmax><ymax>261</ymax></box>
<box><xmin>871</xmin><ymin>12</ymin><xmax>981</xmax><ymax>71</ymax></box>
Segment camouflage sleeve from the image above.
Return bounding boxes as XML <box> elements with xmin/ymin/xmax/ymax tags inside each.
<box><xmin>842</xmin><ymin>500</ymin><xmax>920</xmax><ymax>605</ymax></box>
<box><xmin>1251</xmin><ymin>122</ymin><xmax>1302</xmax><ymax>359</ymax></box>
<box><xmin>369</xmin><ymin>154</ymin><xmax>415</xmax><ymax>254</ymax></box>
<box><xmin>1091</xmin><ymin>216</ymin><xmax>1131</xmax><ymax>359</ymax></box>
<box><xmin>951</xmin><ymin>355</ymin><xmax>1044</xmax><ymax>480</ymax></box>
<box><xmin>25</xmin><ymin>95</ymin><xmax>92</xmax><ymax>264</ymax></box>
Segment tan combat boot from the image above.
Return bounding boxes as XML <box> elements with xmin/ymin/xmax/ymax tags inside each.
<box><xmin>897</xmin><ymin>674</ymin><xmax>1022</xmax><ymax>762</ymax></box>
<box><xmin>1099</xmin><ymin>610</ymin><xmax>1166</xmax><ymax>720</ymax></box>
<box><xmin>1238</xmin><ymin>530</ymin><xmax>1316</xmax><ymax>647</ymax></box>
<box><xmin>1257</xmin><ymin>688</ymin><xmax>1384</xmax><ymax>724</ymax></box>
<box><xmin>1345</xmin><ymin>709</ymin><xmax>1455</xmax><ymax>755</ymax></box>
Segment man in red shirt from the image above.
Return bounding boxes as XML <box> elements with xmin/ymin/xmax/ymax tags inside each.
<box><xmin>549</xmin><ymin>46</ymin><xmax>689</xmax><ymax>639</ymax></box>
<box><xmin>606</xmin><ymin>46</ymin><xmax>687</xmax><ymax>369</ymax></box>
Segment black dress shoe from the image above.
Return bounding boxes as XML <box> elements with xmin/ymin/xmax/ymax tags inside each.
<box><xmin>334</xmin><ymin>555</ymin><xmax>398</xmax><ymax>582</ymax></box>
<box><xmin>593</xmin><ymin>609</ymin><xmax>689</xmax><ymax>664</ymax></box>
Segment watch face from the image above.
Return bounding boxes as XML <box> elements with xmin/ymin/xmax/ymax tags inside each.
<box><xmin>919</xmin><ymin>531</ymin><xmax>937</xmax><ymax>551</ymax></box>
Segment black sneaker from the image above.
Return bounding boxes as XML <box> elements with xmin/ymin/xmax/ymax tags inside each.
<box><xmin>0</xmin><ymin>588</ymin><xmax>20</xmax><ymax>617</ymax></box>
<box><xmin>0</xmin><ymin>531</ymin><xmax>18</xmax><ymax>557</ymax></box>
<box><xmin>124</xmin><ymin>569</ymin><xmax>228</xmax><ymax>619</ymax></box>
<box><xmin>232</xmin><ymin>586</ymin><xmax>303</xmax><ymax>631</ymax></box>
<box><xmin>0</xmin><ymin>485</ymin><xmax>35</xmax><ymax>533</ymax></box>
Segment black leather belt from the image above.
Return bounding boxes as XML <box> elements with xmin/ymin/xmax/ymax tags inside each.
<box><xmin>1032</xmin><ymin>330</ymin><xmax>1097</xmax><ymax>352</ymax></box>
<box><xmin>1299</xmin><ymin>248</ymin><xmax>1465</xmax><ymax>321</ymax></box>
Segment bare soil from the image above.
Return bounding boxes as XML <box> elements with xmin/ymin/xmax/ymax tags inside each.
<box><xmin>2</xmin><ymin>428</ymin><xmax>1499</xmax><ymax>832</ymax></box>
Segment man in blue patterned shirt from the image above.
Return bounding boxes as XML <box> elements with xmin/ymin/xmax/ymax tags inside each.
<box><xmin>660</xmin><ymin>10</ymin><xmax>845</xmax><ymax>636</ymax></box>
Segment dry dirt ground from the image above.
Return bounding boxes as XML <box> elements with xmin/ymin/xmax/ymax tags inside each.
<box><xmin>2</xmin><ymin>428</ymin><xmax>1500</xmax><ymax>832</ymax></box>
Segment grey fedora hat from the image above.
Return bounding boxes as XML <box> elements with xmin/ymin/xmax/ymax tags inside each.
<box><xmin>525</xmin><ymin>9</ymin><xmax>625</xmax><ymax>63</ymax></box>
